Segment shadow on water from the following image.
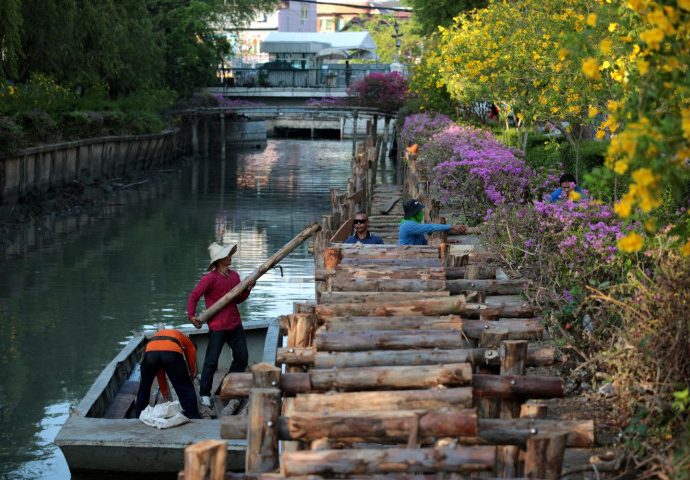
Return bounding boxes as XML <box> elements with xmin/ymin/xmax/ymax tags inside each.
<box><xmin>0</xmin><ymin>139</ymin><xmax>352</xmax><ymax>479</ymax></box>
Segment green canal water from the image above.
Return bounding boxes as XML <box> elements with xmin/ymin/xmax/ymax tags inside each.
<box><xmin>0</xmin><ymin>139</ymin><xmax>354</xmax><ymax>479</ymax></box>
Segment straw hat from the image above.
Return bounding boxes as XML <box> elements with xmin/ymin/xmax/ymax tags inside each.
<box><xmin>207</xmin><ymin>242</ymin><xmax>238</xmax><ymax>270</ymax></box>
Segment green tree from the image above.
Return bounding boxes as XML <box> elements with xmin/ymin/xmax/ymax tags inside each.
<box><xmin>0</xmin><ymin>0</ymin><xmax>22</xmax><ymax>80</ymax></box>
<box><xmin>402</xmin><ymin>0</ymin><xmax>487</xmax><ymax>36</ymax></box>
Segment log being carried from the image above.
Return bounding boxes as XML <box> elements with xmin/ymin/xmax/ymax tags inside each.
<box><xmin>193</xmin><ymin>223</ymin><xmax>321</xmax><ymax>327</ymax></box>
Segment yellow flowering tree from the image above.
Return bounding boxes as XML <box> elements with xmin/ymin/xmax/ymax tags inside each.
<box><xmin>584</xmin><ymin>0</ymin><xmax>690</xmax><ymax>253</ymax></box>
<box><xmin>430</xmin><ymin>0</ymin><xmax>622</xmax><ymax>156</ymax></box>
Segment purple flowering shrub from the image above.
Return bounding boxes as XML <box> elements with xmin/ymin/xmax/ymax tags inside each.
<box><xmin>481</xmin><ymin>199</ymin><xmax>629</xmax><ymax>330</ymax></box>
<box><xmin>400</xmin><ymin>112</ymin><xmax>454</xmax><ymax>147</ymax></box>
<box><xmin>347</xmin><ymin>72</ymin><xmax>408</xmax><ymax>112</ymax></box>
<box><xmin>424</xmin><ymin>125</ymin><xmax>535</xmax><ymax>225</ymax></box>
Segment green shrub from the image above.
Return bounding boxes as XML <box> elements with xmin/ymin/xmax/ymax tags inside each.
<box><xmin>0</xmin><ymin>115</ymin><xmax>26</xmax><ymax>156</ymax></box>
<box><xmin>18</xmin><ymin>109</ymin><xmax>60</xmax><ymax>144</ymax></box>
<box><xmin>59</xmin><ymin>111</ymin><xmax>105</xmax><ymax>139</ymax></box>
<box><xmin>560</xmin><ymin>139</ymin><xmax>608</xmax><ymax>175</ymax></box>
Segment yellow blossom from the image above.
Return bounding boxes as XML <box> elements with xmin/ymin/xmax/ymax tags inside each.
<box><xmin>679</xmin><ymin>0</ymin><xmax>690</xmax><ymax>11</ymax></box>
<box><xmin>595</xmin><ymin>129</ymin><xmax>607</xmax><ymax>140</ymax></box>
<box><xmin>599</xmin><ymin>39</ymin><xmax>613</xmax><ymax>54</ymax></box>
<box><xmin>586</xmin><ymin>13</ymin><xmax>597</xmax><ymax>26</ymax></box>
<box><xmin>682</xmin><ymin>113</ymin><xmax>690</xmax><ymax>141</ymax></box>
<box><xmin>618</xmin><ymin>232</ymin><xmax>644</xmax><ymax>252</ymax></box>
<box><xmin>637</xmin><ymin>59</ymin><xmax>650</xmax><ymax>75</ymax></box>
<box><xmin>568</xmin><ymin>190</ymin><xmax>581</xmax><ymax>201</ymax></box>
<box><xmin>632</xmin><ymin>168</ymin><xmax>657</xmax><ymax>187</ymax></box>
<box><xmin>582</xmin><ymin>57</ymin><xmax>601</xmax><ymax>79</ymax></box>
<box><xmin>640</xmin><ymin>28</ymin><xmax>665</xmax><ymax>50</ymax></box>
<box><xmin>8</xmin><ymin>85</ymin><xmax>15</xmax><ymax>95</ymax></box>
<box><xmin>628</xmin><ymin>0</ymin><xmax>648</xmax><ymax>12</ymax></box>
<box><xmin>607</xmin><ymin>100</ymin><xmax>620</xmax><ymax>112</ymax></box>
<box><xmin>588</xmin><ymin>106</ymin><xmax>599</xmax><ymax>118</ymax></box>
<box><xmin>608</xmin><ymin>23</ymin><xmax>618</xmax><ymax>32</ymax></box>
<box><xmin>644</xmin><ymin>219</ymin><xmax>656</xmax><ymax>233</ymax></box>
<box><xmin>614</xmin><ymin>198</ymin><xmax>633</xmax><ymax>217</ymax></box>
<box><xmin>682</xmin><ymin>240</ymin><xmax>690</xmax><ymax>257</ymax></box>
<box><xmin>601</xmin><ymin>60</ymin><xmax>611</xmax><ymax>69</ymax></box>
<box><xmin>638</xmin><ymin>189</ymin><xmax>662</xmax><ymax>212</ymax></box>
<box><xmin>614</xmin><ymin>160</ymin><xmax>629</xmax><ymax>174</ymax></box>
<box><xmin>558</xmin><ymin>48</ymin><xmax>569</xmax><ymax>61</ymax></box>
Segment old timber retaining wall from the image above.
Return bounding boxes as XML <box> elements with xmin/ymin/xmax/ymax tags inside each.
<box><xmin>0</xmin><ymin>129</ymin><xmax>186</xmax><ymax>207</ymax></box>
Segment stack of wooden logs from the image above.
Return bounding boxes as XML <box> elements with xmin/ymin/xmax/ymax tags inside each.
<box><xmin>180</xmin><ymin>242</ymin><xmax>595</xmax><ymax>480</ymax></box>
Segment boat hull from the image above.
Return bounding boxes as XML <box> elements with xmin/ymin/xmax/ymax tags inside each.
<box><xmin>56</xmin><ymin>320</ymin><xmax>280</xmax><ymax>475</ymax></box>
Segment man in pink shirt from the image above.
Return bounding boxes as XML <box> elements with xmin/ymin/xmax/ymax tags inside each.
<box><xmin>188</xmin><ymin>242</ymin><xmax>254</xmax><ymax>408</ymax></box>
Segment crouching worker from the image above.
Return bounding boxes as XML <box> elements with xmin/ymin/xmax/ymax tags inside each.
<box><xmin>135</xmin><ymin>329</ymin><xmax>200</xmax><ymax>419</ymax></box>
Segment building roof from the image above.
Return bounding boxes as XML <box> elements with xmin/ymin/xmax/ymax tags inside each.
<box><xmin>261</xmin><ymin>32</ymin><xmax>377</xmax><ymax>54</ymax></box>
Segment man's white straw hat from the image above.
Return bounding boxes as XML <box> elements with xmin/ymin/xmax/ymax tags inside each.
<box><xmin>207</xmin><ymin>242</ymin><xmax>237</xmax><ymax>270</ymax></box>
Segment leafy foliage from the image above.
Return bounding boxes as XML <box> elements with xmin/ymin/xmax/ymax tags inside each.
<box><xmin>402</xmin><ymin>0</ymin><xmax>487</xmax><ymax>36</ymax></box>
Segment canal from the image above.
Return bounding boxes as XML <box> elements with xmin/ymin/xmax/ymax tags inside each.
<box><xmin>0</xmin><ymin>139</ymin><xmax>353</xmax><ymax>479</ymax></box>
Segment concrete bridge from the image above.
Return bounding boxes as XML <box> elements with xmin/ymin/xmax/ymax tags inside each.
<box><xmin>184</xmin><ymin>106</ymin><xmax>396</xmax><ymax>149</ymax></box>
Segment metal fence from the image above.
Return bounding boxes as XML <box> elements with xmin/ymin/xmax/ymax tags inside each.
<box><xmin>216</xmin><ymin>66</ymin><xmax>391</xmax><ymax>89</ymax></box>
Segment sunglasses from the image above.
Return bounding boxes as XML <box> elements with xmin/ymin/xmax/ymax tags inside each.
<box><xmin>353</xmin><ymin>219</ymin><xmax>368</xmax><ymax>224</ymax></box>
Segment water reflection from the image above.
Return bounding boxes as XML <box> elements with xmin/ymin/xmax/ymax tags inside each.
<box><xmin>0</xmin><ymin>139</ymin><xmax>351</xmax><ymax>479</ymax></box>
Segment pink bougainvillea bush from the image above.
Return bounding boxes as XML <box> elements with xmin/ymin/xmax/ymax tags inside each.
<box><xmin>400</xmin><ymin>112</ymin><xmax>454</xmax><ymax>147</ymax></box>
<box><xmin>347</xmin><ymin>72</ymin><xmax>408</xmax><ymax>112</ymax></box>
<box><xmin>425</xmin><ymin>125</ymin><xmax>534</xmax><ymax>224</ymax></box>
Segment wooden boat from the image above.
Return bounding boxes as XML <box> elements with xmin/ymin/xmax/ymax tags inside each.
<box><xmin>55</xmin><ymin>320</ymin><xmax>280</xmax><ymax>476</ymax></box>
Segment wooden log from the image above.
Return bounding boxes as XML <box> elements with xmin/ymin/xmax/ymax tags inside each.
<box><xmin>319</xmin><ymin>291</ymin><xmax>450</xmax><ymax>304</ymax></box>
<box><xmin>223</xmin><ymin>371</ymin><xmax>561</xmax><ymax>399</ymax></box>
<box><xmin>479</xmin><ymin>327</ymin><xmax>509</xmax><ymax>348</ymax></box>
<box><xmin>330</xmin><ymin>265</ymin><xmax>446</xmax><ymax>280</ymax></box>
<box><xmin>500</xmin><ymin>341</ymin><xmax>528</xmax><ymax>419</ymax></box>
<box><xmin>184</xmin><ymin>440</ymin><xmax>227</xmax><ymax>480</ymax></box>
<box><xmin>222</xmin><ymin>415</ymin><xmax>594</xmax><ymax>447</ymax></box>
<box><xmin>275</xmin><ymin>345</ymin><xmax>555</xmax><ymax>369</ymax></box>
<box><xmin>329</xmin><ymin>277</ymin><xmax>447</xmax><ymax>292</ymax></box>
<box><xmin>283</xmin><ymin>409</ymin><xmax>478</xmax><ymax>442</ymax></box>
<box><xmin>323</xmin><ymin>247</ymin><xmax>343</xmax><ymax>269</ymax></box>
<box><xmin>473</xmin><ymin>374</ymin><xmax>564</xmax><ymax>399</ymax></box>
<box><xmin>280</xmin><ymin>314</ymin><xmax>317</xmax><ymax>346</ymax></box>
<box><xmin>524</xmin><ymin>432</ymin><xmax>568</xmax><ymax>480</ymax></box>
<box><xmin>315</xmin><ymin>330</ymin><xmax>467</xmax><ymax>352</ymax></box>
<box><xmin>309</xmin><ymin>363</ymin><xmax>473</xmax><ymax>391</ymax></box>
<box><xmin>198</xmin><ymin>223</ymin><xmax>321</xmax><ymax>324</ymax></box>
<box><xmin>463</xmin><ymin>319</ymin><xmax>543</xmax><ymax>340</ymax></box>
<box><xmin>246</xmin><ymin>388</ymin><xmax>281</xmax><ymax>473</ymax></box>
<box><xmin>338</xmin><ymin>245</ymin><xmax>440</xmax><ymax>259</ymax></box>
<box><xmin>276</xmin><ymin>347</ymin><xmax>315</xmax><ymax>366</ymax></box>
<box><xmin>447</xmin><ymin>279</ymin><xmax>526</xmax><ymax>295</ymax></box>
<box><xmin>477</xmin><ymin>419</ymin><xmax>593</xmax><ymax>448</ymax></box>
<box><xmin>340</xmin><ymin>258</ymin><xmax>442</xmax><ymax>267</ymax></box>
<box><xmin>293</xmin><ymin>388</ymin><xmax>473</xmax><ymax>413</ymax></box>
<box><xmin>293</xmin><ymin>302</ymin><xmax>315</xmax><ymax>314</ymax></box>
<box><xmin>445</xmin><ymin>265</ymin><xmax>497</xmax><ymax>280</ymax></box>
<box><xmin>281</xmin><ymin>445</ymin><xmax>496</xmax><ymax>476</ymax></box>
<box><xmin>322</xmin><ymin>315</ymin><xmax>462</xmax><ymax>332</ymax></box>
<box><xmin>312</xmin><ymin>348</ymin><xmax>478</xmax><ymax>369</ymax></box>
<box><xmin>315</xmin><ymin>297</ymin><xmax>468</xmax><ymax>319</ymax></box>
<box><xmin>497</xmin><ymin>340</ymin><xmax>528</xmax><ymax>476</ymax></box>
<box><xmin>251</xmin><ymin>363</ymin><xmax>281</xmax><ymax>389</ymax></box>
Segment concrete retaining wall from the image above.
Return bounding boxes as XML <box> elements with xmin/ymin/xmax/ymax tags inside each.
<box><xmin>0</xmin><ymin>129</ymin><xmax>181</xmax><ymax>206</ymax></box>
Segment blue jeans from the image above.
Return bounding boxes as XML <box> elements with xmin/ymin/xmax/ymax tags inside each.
<box><xmin>135</xmin><ymin>350</ymin><xmax>200</xmax><ymax>419</ymax></box>
<box><xmin>199</xmin><ymin>325</ymin><xmax>248</xmax><ymax>397</ymax></box>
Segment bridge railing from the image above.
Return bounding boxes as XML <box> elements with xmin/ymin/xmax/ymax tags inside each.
<box><xmin>216</xmin><ymin>66</ymin><xmax>391</xmax><ymax>89</ymax></box>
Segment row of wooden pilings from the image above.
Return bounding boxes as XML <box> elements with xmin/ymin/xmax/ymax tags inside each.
<box><xmin>179</xmin><ymin>244</ymin><xmax>595</xmax><ymax>479</ymax></box>
<box><xmin>178</xmin><ymin>129</ymin><xmax>595</xmax><ymax>479</ymax></box>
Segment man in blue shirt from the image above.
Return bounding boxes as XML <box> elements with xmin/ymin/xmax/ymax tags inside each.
<box><xmin>398</xmin><ymin>199</ymin><xmax>467</xmax><ymax>245</ymax></box>
<box><xmin>344</xmin><ymin>211</ymin><xmax>384</xmax><ymax>244</ymax></box>
<box><xmin>549</xmin><ymin>173</ymin><xmax>585</xmax><ymax>202</ymax></box>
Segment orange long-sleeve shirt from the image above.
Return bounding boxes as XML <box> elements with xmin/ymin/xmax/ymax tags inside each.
<box><xmin>146</xmin><ymin>329</ymin><xmax>197</xmax><ymax>399</ymax></box>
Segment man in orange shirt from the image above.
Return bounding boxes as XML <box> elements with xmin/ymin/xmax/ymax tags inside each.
<box><xmin>134</xmin><ymin>329</ymin><xmax>200</xmax><ymax>419</ymax></box>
